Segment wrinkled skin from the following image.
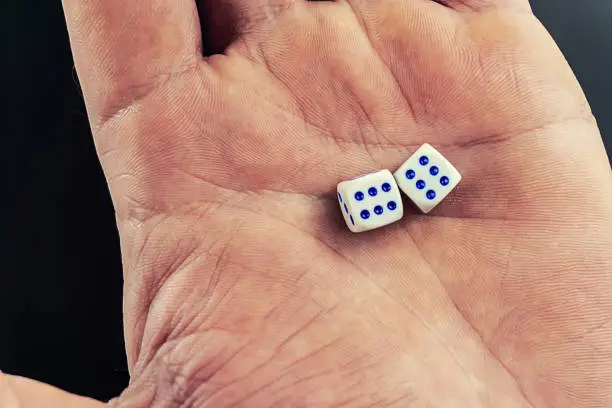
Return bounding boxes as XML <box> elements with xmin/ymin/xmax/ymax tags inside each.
<box><xmin>4</xmin><ymin>0</ymin><xmax>612</xmax><ymax>407</ymax></box>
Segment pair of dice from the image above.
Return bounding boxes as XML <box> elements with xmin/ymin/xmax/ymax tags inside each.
<box><xmin>337</xmin><ymin>144</ymin><xmax>461</xmax><ymax>232</ymax></box>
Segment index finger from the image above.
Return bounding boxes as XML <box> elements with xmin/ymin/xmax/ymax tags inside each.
<box><xmin>62</xmin><ymin>0</ymin><xmax>202</xmax><ymax>128</ymax></box>
<box><xmin>1</xmin><ymin>374</ymin><xmax>106</xmax><ymax>408</ymax></box>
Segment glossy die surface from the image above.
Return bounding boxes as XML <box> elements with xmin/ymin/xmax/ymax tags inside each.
<box><xmin>337</xmin><ymin>170</ymin><xmax>403</xmax><ymax>233</ymax></box>
<box><xmin>393</xmin><ymin>144</ymin><xmax>461</xmax><ymax>213</ymax></box>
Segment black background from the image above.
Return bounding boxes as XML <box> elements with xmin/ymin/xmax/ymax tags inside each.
<box><xmin>1</xmin><ymin>0</ymin><xmax>611</xmax><ymax>402</ymax></box>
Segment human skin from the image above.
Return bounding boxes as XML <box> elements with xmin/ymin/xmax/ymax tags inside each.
<box><xmin>3</xmin><ymin>0</ymin><xmax>612</xmax><ymax>406</ymax></box>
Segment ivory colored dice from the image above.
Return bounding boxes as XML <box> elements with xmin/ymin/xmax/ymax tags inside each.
<box><xmin>393</xmin><ymin>144</ymin><xmax>461</xmax><ymax>213</ymax></box>
<box><xmin>337</xmin><ymin>170</ymin><xmax>404</xmax><ymax>233</ymax></box>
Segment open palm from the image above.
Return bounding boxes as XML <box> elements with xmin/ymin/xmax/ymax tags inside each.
<box><xmin>4</xmin><ymin>0</ymin><xmax>611</xmax><ymax>407</ymax></box>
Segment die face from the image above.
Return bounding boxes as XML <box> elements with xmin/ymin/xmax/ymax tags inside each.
<box><xmin>337</xmin><ymin>170</ymin><xmax>404</xmax><ymax>232</ymax></box>
<box><xmin>393</xmin><ymin>144</ymin><xmax>461</xmax><ymax>213</ymax></box>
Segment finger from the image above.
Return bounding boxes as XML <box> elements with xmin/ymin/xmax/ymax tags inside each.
<box><xmin>62</xmin><ymin>0</ymin><xmax>202</xmax><ymax>127</ymax></box>
<box><xmin>197</xmin><ymin>0</ymin><xmax>299</xmax><ymax>54</ymax></box>
<box><xmin>0</xmin><ymin>373</ymin><xmax>106</xmax><ymax>408</ymax></box>
<box><xmin>432</xmin><ymin>0</ymin><xmax>530</xmax><ymax>12</ymax></box>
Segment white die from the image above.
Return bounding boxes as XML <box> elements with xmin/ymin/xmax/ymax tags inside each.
<box><xmin>337</xmin><ymin>170</ymin><xmax>404</xmax><ymax>233</ymax></box>
<box><xmin>393</xmin><ymin>144</ymin><xmax>461</xmax><ymax>214</ymax></box>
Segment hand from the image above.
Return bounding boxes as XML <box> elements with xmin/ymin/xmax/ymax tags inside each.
<box><xmin>7</xmin><ymin>0</ymin><xmax>612</xmax><ymax>406</ymax></box>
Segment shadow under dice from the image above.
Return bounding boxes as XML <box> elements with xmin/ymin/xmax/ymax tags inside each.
<box><xmin>337</xmin><ymin>170</ymin><xmax>404</xmax><ymax>233</ymax></box>
<box><xmin>393</xmin><ymin>144</ymin><xmax>461</xmax><ymax>214</ymax></box>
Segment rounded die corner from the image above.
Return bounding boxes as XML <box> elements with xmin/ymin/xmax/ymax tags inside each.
<box><xmin>453</xmin><ymin>169</ymin><xmax>463</xmax><ymax>183</ymax></box>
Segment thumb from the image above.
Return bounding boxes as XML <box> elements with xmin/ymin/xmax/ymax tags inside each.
<box><xmin>0</xmin><ymin>372</ymin><xmax>107</xmax><ymax>408</ymax></box>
